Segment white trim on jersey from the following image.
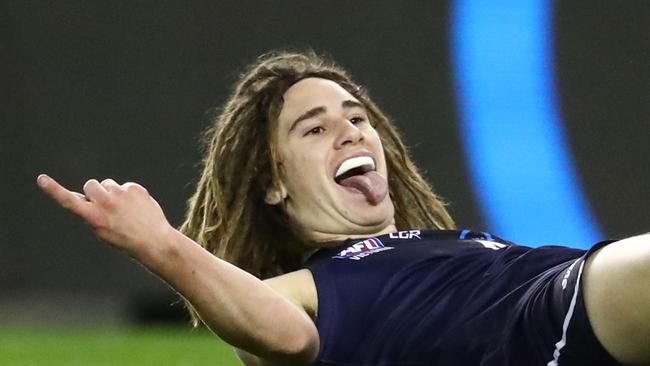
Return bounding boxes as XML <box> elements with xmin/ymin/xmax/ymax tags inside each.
<box><xmin>547</xmin><ymin>259</ymin><xmax>585</xmax><ymax>366</ymax></box>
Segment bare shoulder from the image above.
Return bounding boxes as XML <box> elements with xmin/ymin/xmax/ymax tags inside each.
<box><xmin>264</xmin><ymin>269</ymin><xmax>318</xmax><ymax>320</ymax></box>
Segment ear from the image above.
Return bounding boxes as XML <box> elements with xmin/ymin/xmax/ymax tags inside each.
<box><xmin>264</xmin><ymin>181</ymin><xmax>287</xmax><ymax>205</ymax></box>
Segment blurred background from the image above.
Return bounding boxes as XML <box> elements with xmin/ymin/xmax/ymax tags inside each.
<box><xmin>2</xmin><ymin>1</ymin><xmax>648</xmax><ymax>364</ymax></box>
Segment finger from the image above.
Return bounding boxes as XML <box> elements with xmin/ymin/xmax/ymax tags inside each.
<box><xmin>83</xmin><ymin>179</ymin><xmax>110</xmax><ymax>204</ymax></box>
<box><xmin>122</xmin><ymin>182</ymin><xmax>148</xmax><ymax>194</ymax></box>
<box><xmin>71</xmin><ymin>192</ymin><xmax>88</xmax><ymax>200</ymax></box>
<box><xmin>100</xmin><ymin>178</ymin><xmax>120</xmax><ymax>191</ymax></box>
<box><xmin>37</xmin><ymin>174</ymin><xmax>94</xmax><ymax>218</ymax></box>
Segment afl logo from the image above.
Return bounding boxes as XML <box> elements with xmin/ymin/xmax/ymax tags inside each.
<box><xmin>333</xmin><ymin>238</ymin><xmax>393</xmax><ymax>260</ymax></box>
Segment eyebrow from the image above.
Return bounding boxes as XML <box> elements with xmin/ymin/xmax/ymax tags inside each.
<box><xmin>288</xmin><ymin>100</ymin><xmax>365</xmax><ymax>132</ymax></box>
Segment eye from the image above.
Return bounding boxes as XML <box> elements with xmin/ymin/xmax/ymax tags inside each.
<box><xmin>349</xmin><ymin>116</ymin><xmax>365</xmax><ymax>125</ymax></box>
<box><xmin>305</xmin><ymin>126</ymin><xmax>325</xmax><ymax>136</ymax></box>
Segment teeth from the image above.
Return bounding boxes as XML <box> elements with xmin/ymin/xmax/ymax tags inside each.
<box><xmin>335</xmin><ymin>156</ymin><xmax>375</xmax><ymax>178</ymax></box>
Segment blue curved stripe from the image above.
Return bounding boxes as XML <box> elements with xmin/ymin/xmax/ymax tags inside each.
<box><xmin>450</xmin><ymin>0</ymin><xmax>602</xmax><ymax>248</ymax></box>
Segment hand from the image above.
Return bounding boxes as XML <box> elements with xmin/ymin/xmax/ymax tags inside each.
<box><xmin>36</xmin><ymin>174</ymin><xmax>174</xmax><ymax>258</ymax></box>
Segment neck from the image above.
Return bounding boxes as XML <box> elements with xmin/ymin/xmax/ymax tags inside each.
<box><xmin>300</xmin><ymin>223</ymin><xmax>398</xmax><ymax>262</ymax></box>
<box><xmin>308</xmin><ymin>223</ymin><xmax>398</xmax><ymax>246</ymax></box>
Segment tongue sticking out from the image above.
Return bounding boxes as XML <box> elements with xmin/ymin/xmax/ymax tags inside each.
<box><xmin>338</xmin><ymin>171</ymin><xmax>388</xmax><ymax>205</ymax></box>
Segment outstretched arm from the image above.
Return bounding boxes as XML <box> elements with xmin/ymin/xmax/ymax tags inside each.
<box><xmin>584</xmin><ymin>233</ymin><xmax>650</xmax><ymax>365</ymax></box>
<box><xmin>36</xmin><ymin>174</ymin><xmax>319</xmax><ymax>365</ymax></box>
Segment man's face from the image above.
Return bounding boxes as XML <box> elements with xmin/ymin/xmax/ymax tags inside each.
<box><xmin>269</xmin><ymin>77</ymin><xmax>395</xmax><ymax>242</ymax></box>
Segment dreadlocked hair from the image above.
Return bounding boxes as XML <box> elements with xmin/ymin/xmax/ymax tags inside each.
<box><xmin>180</xmin><ymin>50</ymin><xmax>455</xmax><ymax>325</ymax></box>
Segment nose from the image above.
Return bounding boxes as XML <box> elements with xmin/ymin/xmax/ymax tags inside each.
<box><xmin>334</xmin><ymin>119</ymin><xmax>364</xmax><ymax>149</ymax></box>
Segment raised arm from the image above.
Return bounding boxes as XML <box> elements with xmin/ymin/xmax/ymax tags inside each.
<box><xmin>584</xmin><ymin>233</ymin><xmax>650</xmax><ymax>365</ymax></box>
<box><xmin>36</xmin><ymin>174</ymin><xmax>319</xmax><ymax>365</ymax></box>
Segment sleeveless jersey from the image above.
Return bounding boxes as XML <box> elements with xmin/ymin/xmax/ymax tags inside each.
<box><xmin>302</xmin><ymin>229</ymin><xmax>619</xmax><ymax>366</ymax></box>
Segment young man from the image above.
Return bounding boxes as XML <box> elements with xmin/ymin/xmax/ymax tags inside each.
<box><xmin>38</xmin><ymin>51</ymin><xmax>648</xmax><ymax>365</ymax></box>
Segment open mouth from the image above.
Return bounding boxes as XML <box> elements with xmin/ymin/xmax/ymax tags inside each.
<box><xmin>334</xmin><ymin>156</ymin><xmax>376</xmax><ymax>184</ymax></box>
<box><xmin>332</xmin><ymin>155</ymin><xmax>388</xmax><ymax>205</ymax></box>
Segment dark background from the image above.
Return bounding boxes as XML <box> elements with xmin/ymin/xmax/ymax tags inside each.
<box><xmin>3</xmin><ymin>1</ymin><xmax>648</xmax><ymax>325</ymax></box>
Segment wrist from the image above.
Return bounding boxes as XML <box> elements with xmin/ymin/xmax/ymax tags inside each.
<box><xmin>132</xmin><ymin>224</ymin><xmax>182</xmax><ymax>270</ymax></box>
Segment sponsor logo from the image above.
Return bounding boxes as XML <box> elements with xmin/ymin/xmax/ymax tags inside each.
<box><xmin>333</xmin><ymin>238</ymin><xmax>393</xmax><ymax>260</ymax></box>
<box><xmin>389</xmin><ymin>230</ymin><xmax>421</xmax><ymax>239</ymax></box>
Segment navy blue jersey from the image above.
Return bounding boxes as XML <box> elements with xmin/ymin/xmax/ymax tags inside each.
<box><xmin>302</xmin><ymin>229</ymin><xmax>620</xmax><ymax>366</ymax></box>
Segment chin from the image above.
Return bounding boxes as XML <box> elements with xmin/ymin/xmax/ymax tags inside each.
<box><xmin>347</xmin><ymin>202</ymin><xmax>395</xmax><ymax>233</ymax></box>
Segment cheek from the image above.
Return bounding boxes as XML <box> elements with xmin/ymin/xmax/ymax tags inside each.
<box><xmin>369</xmin><ymin>131</ymin><xmax>389</xmax><ymax>176</ymax></box>
<box><xmin>366</xmin><ymin>129</ymin><xmax>385</xmax><ymax>152</ymax></box>
<box><xmin>284</xmin><ymin>150</ymin><xmax>325</xmax><ymax>193</ymax></box>
<box><xmin>369</xmin><ymin>128</ymin><xmax>383</xmax><ymax>145</ymax></box>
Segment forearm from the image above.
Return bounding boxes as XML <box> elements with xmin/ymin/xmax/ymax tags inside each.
<box><xmin>136</xmin><ymin>227</ymin><xmax>318</xmax><ymax>364</ymax></box>
<box><xmin>36</xmin><ymin>175</ymin><xmax>317</xmax><ymax>364</ymax></box>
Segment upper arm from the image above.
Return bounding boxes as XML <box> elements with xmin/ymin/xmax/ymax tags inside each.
<box><xmin>235</xmin><ymin>348</ymin><xmax>270</xmax><ymax>366</ymax></box>
<box><xmin>264</xmin><ymin>269</ymin><xmax>318</xmax><ymax>321</ymax></box>
<box><xmin>234</xmin><ymin>269</ymin><xmax>319</xmax><ymax>366</ymax></box>
<box><xmin>583</xmin><ymin>234</ymin><xmax>650</xmax><ymax>365</ymax></box>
